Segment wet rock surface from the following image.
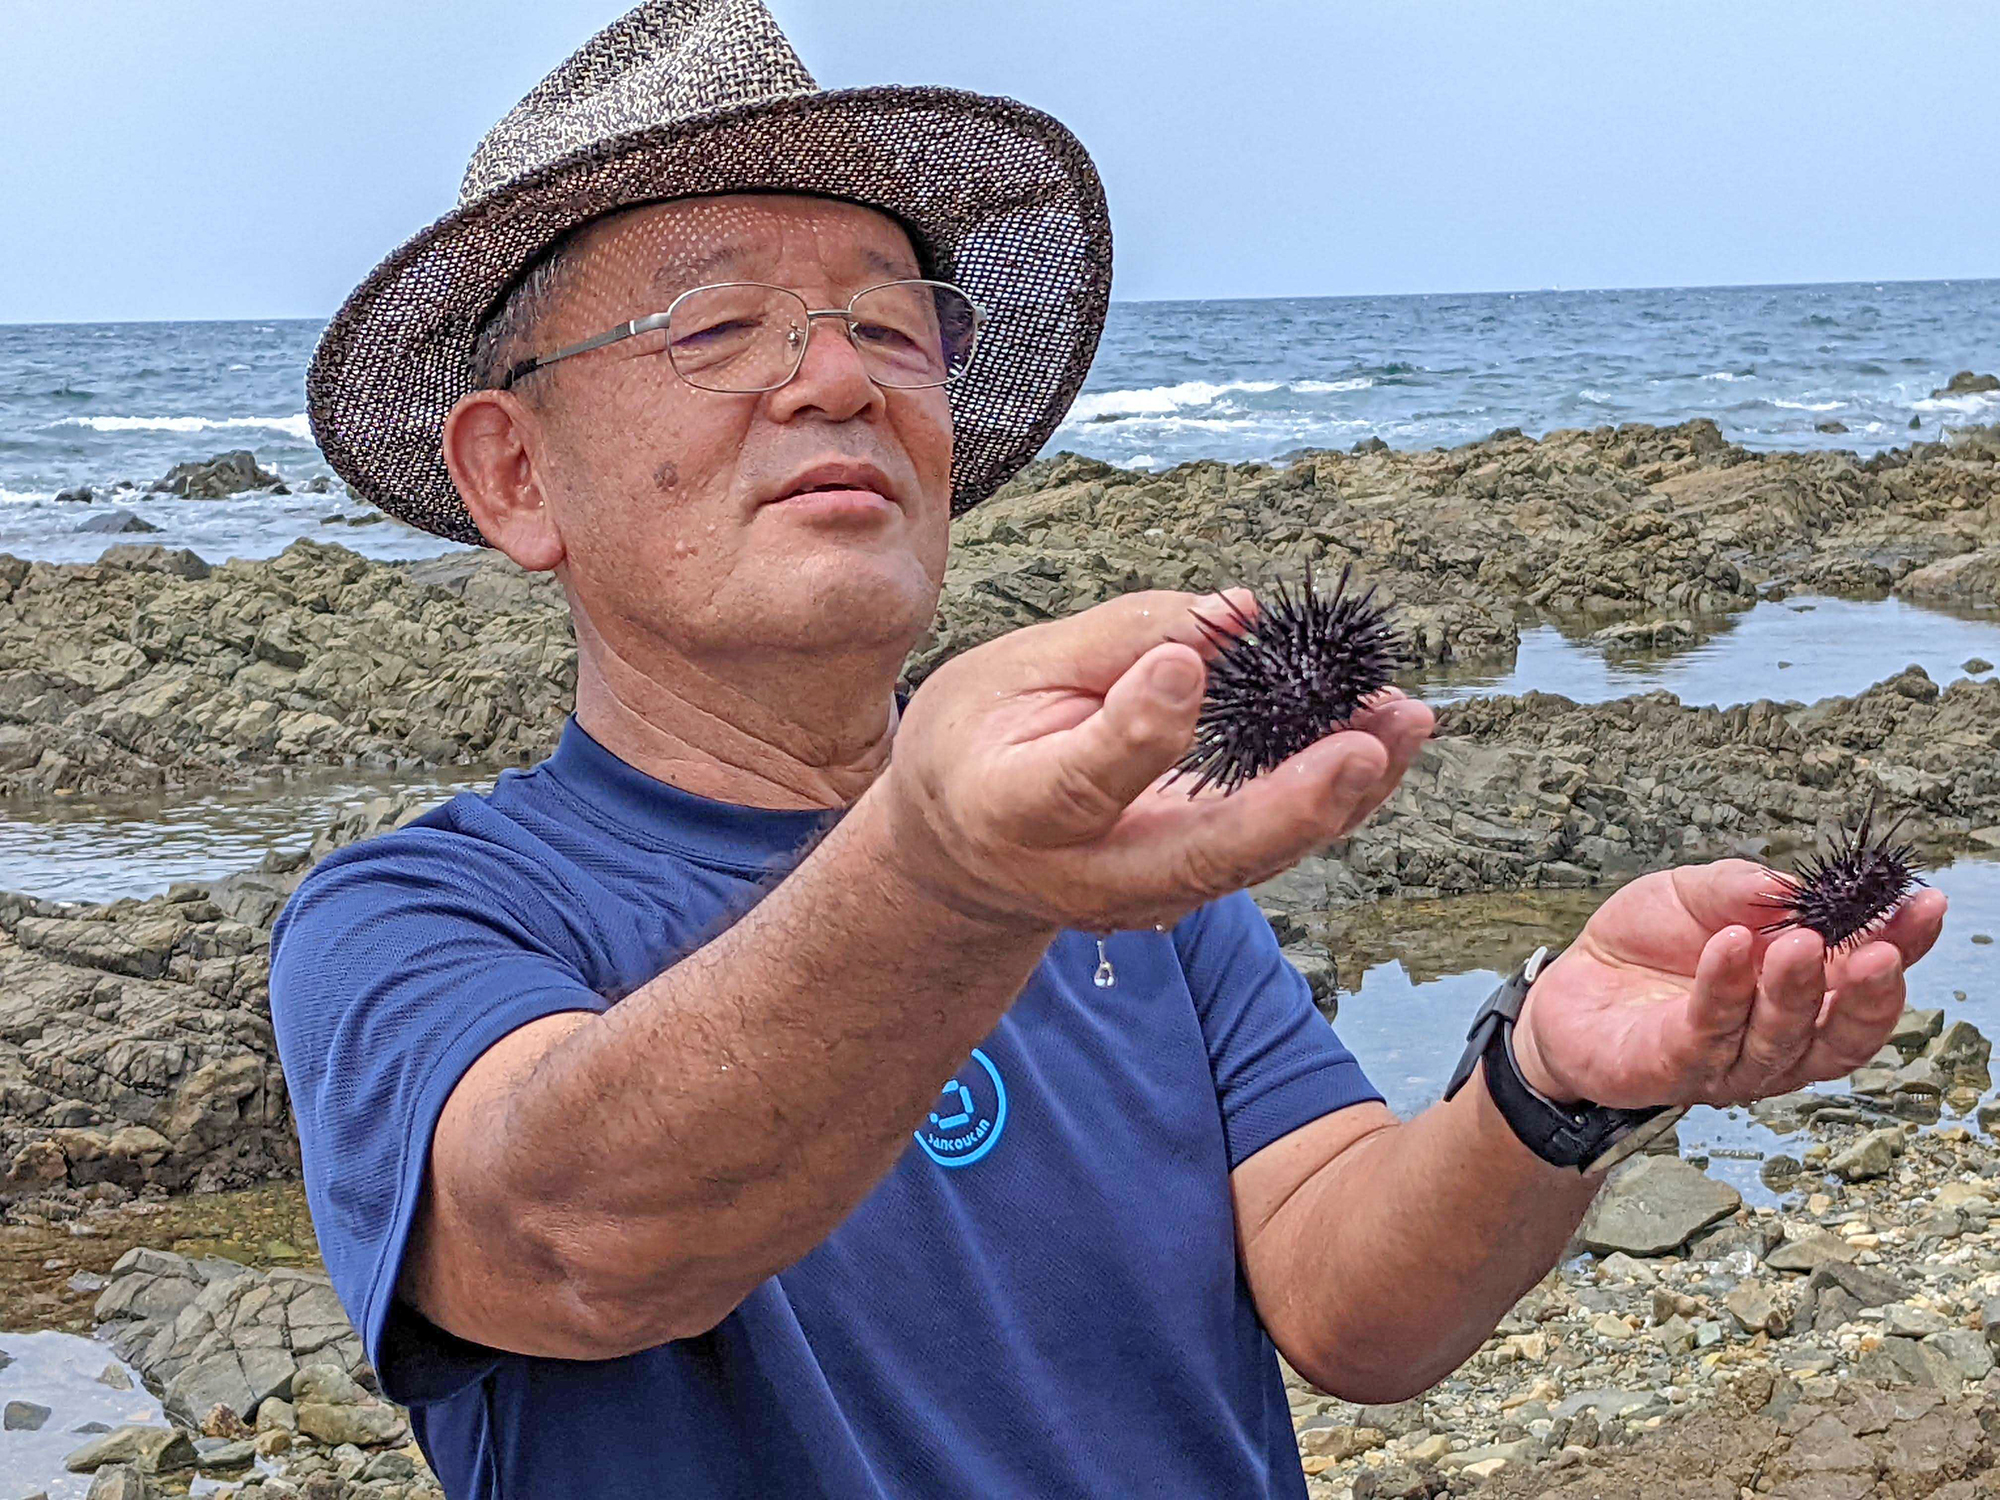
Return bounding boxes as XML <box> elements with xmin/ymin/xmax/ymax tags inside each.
<box><xmin>10</xmin><ymin>420</ymin><xmax>2000</xmax><ymax>803</ymax></box>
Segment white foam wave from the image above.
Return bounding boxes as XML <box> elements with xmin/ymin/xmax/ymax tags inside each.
<box><xmin>1063</xmin><ymin>376</ymin><xmax>1375</xmax><ymax>424</ymax></box>
<box><xmin>0</xmin><ymin>489</ymin><xmax>53</xmax><ymax>505</ymax></box>
<box><xmin>51</xmin><ymin>413</ymin><xmax>313</xmax><ymax>440</ymax></box>
<box><xmin>1913</xmin><ymin>391</ymin><xmax>2000</xmax><ymax>414</ymax></box>
<box><xmin>1579</xmin><ymin>389</ymin><xmax>1619</xmax><ymax>404</ymax></box>
<box><xmin>1293</xmin><ymin>377</ymin><xmax>1375</xmax><ymax>393</ymax></box>
<box><xmin>1701</xmin><ymin>371</ymin><xmax>1751</xmax><ymax>382</ymax></box>
<box><xmin>1772</xmin><ymin>399</ymin><xmax>1843</xmax><ymax>412</ymax></box>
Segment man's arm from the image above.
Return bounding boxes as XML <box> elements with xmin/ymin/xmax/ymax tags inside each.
<box><xmin>402</xmin><ymin>592</ymin><xmax>1437</xmax><ymax>1360</ymax></box>
<box><xmin>1235</xmin><ymin>859</ymin><xmax>1945</xmax><ymax>1404</ymax></box>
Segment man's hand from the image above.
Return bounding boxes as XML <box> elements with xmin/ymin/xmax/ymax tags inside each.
<box><xmin>1511</xmin><ymin>858</ymin><xmax>1948</xmax><ymax>1110</ymax></box>
<box><xmin>878</xmin><ymin>589</ymin><xmax>1435</xmax><ymax>933</ymax></box>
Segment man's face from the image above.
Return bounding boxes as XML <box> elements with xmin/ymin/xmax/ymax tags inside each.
<box><xmin>505</xmin><ymin>194</ymin><xmax>955</xmax><ymax>667</ymax></box>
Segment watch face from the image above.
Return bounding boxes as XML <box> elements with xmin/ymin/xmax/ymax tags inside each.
<box><xmin>1581</xmin><ymin>1107</ymin><xmax>1691</xmax><ymax>1175</ymax></box>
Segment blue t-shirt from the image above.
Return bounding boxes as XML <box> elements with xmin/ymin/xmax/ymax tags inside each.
<box><xmin>270</xmin><ymin>718</ymin><xmax>1382</xmax><ymax>1499</ymax></box>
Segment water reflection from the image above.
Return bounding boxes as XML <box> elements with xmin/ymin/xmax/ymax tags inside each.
<box><xmin>1418</xmin><ymin>594</ymin><xmax>2000</xmax><ymax>709</ymax></box>
<box><xmin>1324</xmin><ymin>859</ymin><xmax>2000</xmax><ymax>1204</ymax></box>
<box><xmin>8</xmin><ymin>773</ymin><xmax>492</xmax><ymax>904</ymax></box>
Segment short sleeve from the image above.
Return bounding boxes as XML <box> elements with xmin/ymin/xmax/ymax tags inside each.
<box><xmin>268</xmin><ymin>821</ymin><xmax>612</xmax><ymax>1405</ymax></box>
<box><xmin>1173</xmin><ymin>891</ymin><xmax>1383</xmax><ymax>1168</ymax></box>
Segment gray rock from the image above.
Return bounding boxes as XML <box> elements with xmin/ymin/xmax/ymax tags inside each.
<box><xmin>149</xmin><ymin>450</ymin><xmax>281</xmax><ymax>499</ymax></box>
<box><xmin>1965</xmin><ymin>658</ymin><xmax>1995</xmax><ymax>675</ymax></box>
<box><xmin>1933</xmin><ymin>370</ymin><xmax>2000</xmax><ymax>397</ymax></box>
<box><xmin>1925</xmin><ymin>1328</ymin><xmax>1995</xmax><ymax>1384</ymax></box>
<box><xmin>97</xmin><ymin>1363</ymin><xmax>133</xmax><ymax>1390</ymax></box>
<box><xmin>1580</xmin><ymin>1154</ymin><xmax>1741</xmax><ymax>1256</ymax></box>
<box><xmin>84</xmin><ymin>1468</ymin><xmax>157</xmax><ymax>1500</ymax></box>
<box><xmin>1925</xmin><ymin>1019</ymin><xmax>1992</xmax><ymax>1090</ymax></box>
<box><xmin>1724</xmin><ymin>1280</ymin><xmax>1786</xmax><ymax>1335</ymax></box>
<box><xmin>64</xmin><ymin>1424</ymin><xmax>196</xmax><ymax>1473</ymax></box>
<box><xmin>1831</xmin><ymin>1127</ymin><xmax>1901</xmax><ymax>1182</ymax></box>
<box><xmin>1890</xmin><ymin>1007</ymin><xmax>1945</xmax><ymax>1058</ymax></box>
<box><xmin>361</xmin><ymin>1449</ymin><xmax>419</xmax><ymax>1482</ymax></box>
<box><xmin>55</xmin><ymin>484</ymin><xmax>94</xmax><ymax>503</ymax></box>
<box><xmin>193</xmin><ymin>1437</ymin><xmax>257</xmax><ymax>1473</ymax></box>
<box><xmin>95</xmin><ymin>543</ymin><xmax>211</xmax><ymax>579</ymax></box>
<box><xmin>292</xmin><ymin>1363</ymin><xmax>369</xmax><ymax>1407</ymax></box>
<box><xmin>4</xmin><ymin>1398</ymin><xmax>52</xmax><ymax>1430</ymax></box>
<box><xmin>295</xmin><ymin>1399</ymin><xmax>408</xmax><ymax>1448</ymax></box>
<box><xmin>75</xmin><ymin>509</ymin><xmax>160</xmax><ymax>535</ymax></box>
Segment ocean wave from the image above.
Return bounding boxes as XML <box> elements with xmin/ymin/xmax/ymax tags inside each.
<box><xmin>1771</xmin><ymin>399</ymin><xmax>1844</xmax><ymax>412</ymax></box>
<box><xmin>0</xmin><ymin>489</ymin><xmax>53</xmax><ymax>505</ymax></box>
<box><xmin>1701</xmin><ymin>371</ymin><xmax>1752</xmax><ymax>382</ymax></box>
<box><xmin>1578</xmin><ymin>389</ymin><xmax>1619</xmax><ymax>404</ymax></box>
<box><xmin>1063</xmin><ymin>376</ymin><xmax>1374</xmax><ymax>423</ymax></box>
<box><xmin>1913</xmin><ymin>391</ymin><xmax>2000</xmax><ymax>413</ymax></box>
<box><xmin>50</xmin><ymin>413</ymin><xmax>313</xmax><ymax>440</ymax></box>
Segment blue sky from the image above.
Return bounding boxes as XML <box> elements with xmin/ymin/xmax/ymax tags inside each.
<box><xmin>2</xmin><ymin>1</ymin><xmax>1994</xmax><ymax>323</ymax></box>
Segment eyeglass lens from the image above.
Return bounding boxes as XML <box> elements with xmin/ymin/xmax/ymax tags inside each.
<box><xmin>664</xmin><ymin>281</ymin><xmax>978</xmax><ymax>393</ymax></box>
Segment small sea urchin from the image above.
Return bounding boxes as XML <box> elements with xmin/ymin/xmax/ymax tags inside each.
<box><xmin>1171</xmin><ymin>563</ymin><xmax>1408</xmax><ymax>796</ymax></box>
<box><xmin>1757</xmin><ymin>802</ymin><xmax>1925</xmax><ymax>951</ymax></box>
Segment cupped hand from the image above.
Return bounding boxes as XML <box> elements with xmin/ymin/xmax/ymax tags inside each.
<box><xmin>878</xmin><ymin>588</ymin><xmax>1435</xmax><ymax>932</ymax></box>
<box><xmin>1510</xmin><ymin>858</ymin><xmax>1948</xmax><ymax>1110</ymax></box>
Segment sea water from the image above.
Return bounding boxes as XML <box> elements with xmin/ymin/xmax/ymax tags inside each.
<box><xmin>2</xmin><ymin>277</ymin><xmax>1997</xmax><ymax>563</ymax></box>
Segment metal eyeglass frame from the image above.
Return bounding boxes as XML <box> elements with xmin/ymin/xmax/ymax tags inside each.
<box><xmin>496</xmin><ymin>278</ymin><xmax>988</xmax><ymax>393</ymax></box>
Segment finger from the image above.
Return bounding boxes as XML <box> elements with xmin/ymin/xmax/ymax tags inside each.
<box><xmin>1800</xmin><ymin>939</ymin><xmax>1907</xmax><ymax>1078</ymax></box>
<box><xmin>1731</xmin><ymin>927</ymin><xmax>1828</xmax><ymax>1090</ymax></box>
<box><xmin>1667</xmin><ymin>859</ymin><xmax>1797</xmax><ymax>946</ymax></box>
<box><xmin>1149</xmin><ymin>728</ymin><xmax>1392</xmax><ymax>898</ymax></box>
<box><xmin>1343</xmin><ymin>697</ymin><xmax>1434</xmax><ymax>817</ymax></box>
<box><xmin>1825</xmin><ymin>887</ymin><xmax>1947</xmax><ymax>988</ymax></box>
<box><xmin>1006</xmin><ymin>588</ymin><xmax>1257</xmax><ymax>694</ymax></box>
<box><xmin>1675</xmin><ymin>923</ymin><xmax>1758</xmax><ymax>1054</ymax></box>
<box><xmin>994</xmin><ymin>641</ymin><xmax>1208</xmax><ymax>842</ymax></box>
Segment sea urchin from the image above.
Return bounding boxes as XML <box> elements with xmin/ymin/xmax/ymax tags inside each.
<box><xmin>1757</xmin><ymin>802</ymin><xmax>1925</xmax><ymax>951</ymax></box>
<box><xmin>1170</xmin><ymin>563</ymin><xmax>1408</xmax><ymax>796</ymax></box>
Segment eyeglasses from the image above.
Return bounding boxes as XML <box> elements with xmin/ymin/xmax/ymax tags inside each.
<box><xmin>498</xmin><ymin>278</ymin><xmax>986</xmax><ymax>394</ymax></box>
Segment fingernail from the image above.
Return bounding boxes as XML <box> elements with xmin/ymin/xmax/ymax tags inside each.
<box><xmin>1152</xmin><ymin>655</ymin><xmax>1203</xmax><ymax>701</ymax></box>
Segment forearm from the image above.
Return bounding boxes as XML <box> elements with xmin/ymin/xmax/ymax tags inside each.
<box><xmin>1256</xmin><ymin>1076</ymin><xmax>1602</xmax><ymax>1403</ymax></box>
<box><xmin>428</xmin><ymin>783</ymin><xmax>1055</xmax><ymax>1349</ymax></box>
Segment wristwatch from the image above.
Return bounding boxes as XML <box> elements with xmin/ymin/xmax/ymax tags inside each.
<box><xmin>1443</xmin><ymin>945</ymin><xmax>1689</xmax><ymax>1174</ymax></box>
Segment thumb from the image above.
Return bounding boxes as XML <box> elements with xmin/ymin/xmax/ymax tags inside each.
<box><xmin>1001</xmin><ymin>642</ymin><xmax>1206</xmax><ymax>842</ymax></box>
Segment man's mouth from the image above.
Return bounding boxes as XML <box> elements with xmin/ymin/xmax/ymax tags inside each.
<box><xmin>768</xmin><ymin>462</ymin><xmax>899</xmax><ymax>508</ymax></box>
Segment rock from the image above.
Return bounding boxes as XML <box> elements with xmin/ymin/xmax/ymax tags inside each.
<box><xmin>1965</xmin><ymin>658</ymin><xmax>1994</xmax><ymax>675</ymax></box>
<box><xmin>1933</xmin><ymin>371</ymin><xmax>2000</xmax><ymax>397</ymax></box>
<box><xmin>95</xmin><ymin>543</ymin><xmax>210</xmax><ymax>579</ymax></box>
<box><xmin>360</xmin><ymin>1449</ymin><xmax>418</xmax><ymax>1481</ymax></box>
<box><xmin>4</xmin><ymin>1398</ymin><xmax>52</xmax><ymax>1430</ymax></box>
<box><xmin>1925</xmin><ymin>1020</ymin><xmax>1992</xmax><ymax>1090</ymax></box>
<box><xmin>150</xmin><ymin>450</ymin><xmax>281</xmax><ymax>499</ymax></box>
<box><xmin>98</xmin><ymin>1363</ymin><xmax>132</xmax><ymax>1390</ymax></box>
<box><xmin>1891</xmin><ymin>1007</ymin><xmax>1945</xmax><ymax>1058</ymax></box>
<box><xmin>1832</xmin><ymin>1127</ymin><xmax>1902</xmax><ymax>1181</ymax></box>
<box><xmin>1298</xmin><ymin>1423</ymin><xmax>1387</xmax><ymax>1460</ymax></box>
<box><xmin>1580</xmin><ymin>1154</ymin><xmax>1741</xmax><ymax>1256</ymax></box>
<box><xmin>291</xmin><ymin>1363</ymin><xmax>369</xmax><ymax>1407</ymax></box>
<box><xmin>1925</xmin><ymin>1328</ymin><xmax>1995</xmax><ymax>1384</ymax></box>
<box><xmin>84</xmin><ymin>1468</ymin><xmax>157</xmax><ymax>1500</ymax></box>
<box><xmin>256</xmin><ymin>1396</ymin><xmax>297</xmax><ymax>1433</ymax></box>
<box><xmin>1816</xmin><ymin>420</ymin><xmax>1850</xmax><ymax>434</ymax></box>
<box><xmin>64</xmin><ymin>1423</ymin><xmax>197</xmax><ymax>1473</ymax></box>
<box><xmin>1725</xmin><ymin>1280</ymin><xmax>1786</xmax><ymax>1335</ymax></box>
<box><xmin>193</xmin><ymin>1437</ymin><xmax>258</xmax><ymax>1473</ymax></box>
<box><xmin>75</xmin><ymin>509</ymin><xmax>160</xmax><ymax>535</ymax></box>
<box><xmin>55</xmin><ymin>485</ymin><xmax>94</xmax><ymax>503</ymax></box>
<box><xmin>294</xmin><ymin>1399</ymin><xmax>407</xmax><ymax>1448</ymax></box>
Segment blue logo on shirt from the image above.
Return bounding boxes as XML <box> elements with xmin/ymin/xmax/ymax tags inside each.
<box><xmin>916</xmin><ymin>1048</ymin><xmax>1007</xmax><ymax>1168</ymax></box>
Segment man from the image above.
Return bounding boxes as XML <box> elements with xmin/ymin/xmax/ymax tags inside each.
<box><xmin>277</xmin><ymin>4</ymin><xmax>1946</xmax><ymax>1497</ymax></box>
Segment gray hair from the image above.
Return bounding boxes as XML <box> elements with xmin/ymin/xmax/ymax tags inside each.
<box><xmin>468</xmin><ymin>233</ymin><xmax>581</xmax><ymax>393</ymax></box>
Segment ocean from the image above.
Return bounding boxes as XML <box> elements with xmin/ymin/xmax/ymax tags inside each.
<box><xmin>1</xmin><ymin>276</ymin><xmax>1996</xmax><ymax>564</ymax></box>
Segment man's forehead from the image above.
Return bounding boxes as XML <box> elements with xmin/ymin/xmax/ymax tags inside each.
<box><xmin>580</xmin><ymin>195</ymin><xmax>925</xmax><ymax>295</ymax></box>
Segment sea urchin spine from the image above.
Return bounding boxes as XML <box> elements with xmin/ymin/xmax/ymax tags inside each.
<box><xmin>1170</xmin><ymin>563</ymin><xmax>1408</xmax><ymax>796</ymax></box>
<box><xmin>1757</xmin><ymin>801</ymin><xmax>1925</xmax><ymax>951</ymax></box>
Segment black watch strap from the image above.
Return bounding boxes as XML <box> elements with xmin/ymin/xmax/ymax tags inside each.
<box><xmin>1444</xmin><ymin>946</ymin><xmax>1688</xmax><ymax>1174</ymax></box>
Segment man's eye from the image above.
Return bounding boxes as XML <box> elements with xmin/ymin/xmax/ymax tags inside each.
<box><xmin>673</xmin><ymin>318</ymin><xmax>758</xmax><ymax>348</ymax></box>
<box><xmin>851</xmin><ymin>321</ymin><xmax>923</xmax><ymax>351</ymax></box>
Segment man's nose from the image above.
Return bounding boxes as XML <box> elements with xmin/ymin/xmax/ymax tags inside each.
<box><xmin>766</xmin><ymin>314</ymin><xmax>887</xmax><ymax>424</ymax></box>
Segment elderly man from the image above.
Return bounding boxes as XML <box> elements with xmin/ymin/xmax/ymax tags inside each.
<box><xmin>277</xmin><ymin>5</ymin><xmax>1946</xmax><ymax>1497</ymax></box>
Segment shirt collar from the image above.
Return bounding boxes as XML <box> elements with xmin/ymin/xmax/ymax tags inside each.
<box><xmin>542</xmin><ymin>716</ymin><xmax>845</xmax><ymax>872</ymax></box>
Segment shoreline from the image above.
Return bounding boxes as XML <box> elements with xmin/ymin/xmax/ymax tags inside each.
<box><xmin>2</xmin><ymin>417</ymin><xmax>1999</xmax><ymax>1495</ymax></box>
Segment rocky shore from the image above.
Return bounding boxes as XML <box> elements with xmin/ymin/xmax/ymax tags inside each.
<box><xmin>3</xmin><ymin>420</ymin><xmax>1999</xmax><ymax>1495</ymax></box>
<box><xmin>7</xmin><ymin>420</ymin><xmax>1998</xmax><ymax>802</ymax></box>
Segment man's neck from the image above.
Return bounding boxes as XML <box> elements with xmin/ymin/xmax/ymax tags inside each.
<box><xmin>570</xmin><ymin>617</ymin><xmax>900</xmax><ymax>812</ymax></box>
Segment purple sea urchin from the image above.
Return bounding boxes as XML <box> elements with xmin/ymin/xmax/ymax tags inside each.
<box><xmin>1757</xmin><ymin>802</ymin><xmax>1925</xmax><ymax>951</ymax></box>
<box><xmin>1171</xmin><ymin>563</ymin><xmax>1408</xmax><ymax>796</ymax></box>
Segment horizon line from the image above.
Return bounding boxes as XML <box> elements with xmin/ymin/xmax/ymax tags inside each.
<box><xmin>2</xmin><ymin>270</ymin><xmax>1996</xmax><ymax>329</ymax></box>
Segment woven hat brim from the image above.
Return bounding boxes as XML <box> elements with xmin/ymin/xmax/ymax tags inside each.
<box><xmin>307</xmin><ymin>85</ymin><xmax>1112</xmax><ymax>545</ymax></box>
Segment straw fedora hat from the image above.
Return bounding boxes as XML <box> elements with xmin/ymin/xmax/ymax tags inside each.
<box><xmin>305</xmin><ymin>0</ymin><xmax>1112</xmax><ymax>546</ymax></box>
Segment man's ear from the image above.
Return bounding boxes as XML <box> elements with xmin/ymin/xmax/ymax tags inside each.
<box><xmin>442</xmin><ymin>389</ymin><xmax>565</xmax><ymax>571</ymax></box>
